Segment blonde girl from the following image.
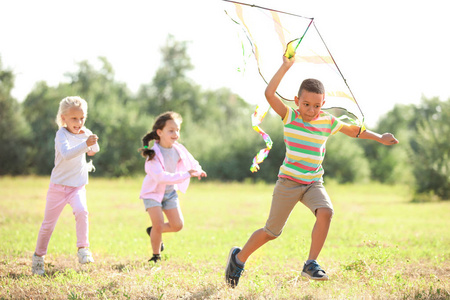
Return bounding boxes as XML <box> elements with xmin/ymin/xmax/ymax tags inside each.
<box><xmin>139</xmin><ymin>111</ymin><xmax>206</xmax><ymax>263</ymax></box>
<box><xmin>32</xmin><ymin>96</ymin><xmax>99</xmax><ymax>275</ymax></box>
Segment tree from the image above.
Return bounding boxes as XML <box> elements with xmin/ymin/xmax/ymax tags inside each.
<box><xmin>137</xmin><ymin>35</ymin><xmax>198</xmax><ymax>117</ymax></box>
<box><xmin>0</xmin><ymin>58</ymin><xmax>32</xmax><ymax>174</ymax></box>
<box><xmin>22</xmin><ymin>82</ymin><xmax>69</xmax><ymax>174</ymax></box>
<box><xmin>368</xmin><ymin>104</ymin><xmax>415</xmax><ymax>184</ymax></box>
<box><xmin>409</xmin><ymin>97</ymin><xmax>450</xmax><ymax>200</ymax></box>
<box><xmin>373</xmin><ymin>98</ymin><xmax>450</xmax><ymax>200</ymax></box>
<box><xmin>64</xmin><ymin>57</ymin><xmax>146</xmax><ymax>177</ymax></box>
<box><xmin>22</xmin><ymin>57</ymin><xmax>146</xmax><ymax>177</ymax></box>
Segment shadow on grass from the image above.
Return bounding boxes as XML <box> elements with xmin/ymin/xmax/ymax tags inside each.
<box><xmin>410</xmin><ymin>289</ymin><xmax>450</xmax><ymax>300</ymax></box>
<box><xmin>188</xmin><ymin>283</ymin><xmax>221</xmax><ymax>300</ymax></box>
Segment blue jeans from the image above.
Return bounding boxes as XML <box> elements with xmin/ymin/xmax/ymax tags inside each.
<box><xmin>143</xmin><ymin>190</ymin><xmax>179</xmax><ymax>211</ymax></box>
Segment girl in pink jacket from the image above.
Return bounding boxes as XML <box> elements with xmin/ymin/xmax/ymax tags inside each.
<box><xmin>139</xmin><ymin>111</ymin><xmax>206</xmax><ymax>263</ymax></box>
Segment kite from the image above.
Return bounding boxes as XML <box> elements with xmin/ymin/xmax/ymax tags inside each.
<box><xmin>222</xmin><ymin>0</ymin><xmax>366</xmax><ymax>172</ymax></box>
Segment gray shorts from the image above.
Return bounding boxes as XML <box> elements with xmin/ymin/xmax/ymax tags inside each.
<box><xmin>264</xmin><ymin>177</ymin><xmax>334</xmax><ymax>237</ymax></box>
<box><xmin>143</xmin><ymin>190</ymin><xmax>179</xmax><ymax>211</ymax></box>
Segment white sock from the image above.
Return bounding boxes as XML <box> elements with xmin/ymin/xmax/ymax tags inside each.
<box><xmin>235</xmin><ymin>253</ymin><xmax>245</xmax><ymax>266</ymax></box>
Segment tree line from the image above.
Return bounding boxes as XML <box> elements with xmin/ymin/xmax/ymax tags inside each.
<box><xmin>1</xmin><ymin>35</ymin><xmax>448</xmax><ymax>201</ymax></box>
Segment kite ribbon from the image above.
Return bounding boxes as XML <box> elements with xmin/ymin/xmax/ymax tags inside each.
<box><xmin>250</xmin><ymin>105</ymin><xmax>273</xmax><ymax>172</ymax></box>
<box><xmin>250</xmin><ymin>19</ymin><xmax>312</xmax><ymax>172</ymax></box>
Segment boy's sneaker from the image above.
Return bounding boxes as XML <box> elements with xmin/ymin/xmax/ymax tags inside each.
<box><xmin>31</xmin><ymin>254</ymin><xmax>45</xmax><ymax>275</ymax></box>
<box><xmin>78</xmin><ymin>248</ymin><xmax>94</xmax><ymax>264</ymax></box>
<box><xmin>301</xmin><ymin>260</ymin><xmax>329</xmax><ymax>280</ymax></box>
<box><xmin>225</xmin><ymin>246</ymin><xmax>245</xmax><ymax>288</ymax></box>
<box><xmin>146</xmin><ymin>226</ymin><xmax>165</xmax><ymax>252</ymax></box>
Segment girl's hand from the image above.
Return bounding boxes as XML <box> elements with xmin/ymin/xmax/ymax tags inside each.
<box><xmin>87</xmin><ymin>150</ymin><xmax>96</xmax><ymax>156</ymax></box>
<box><xmin>86</xmin><ymin>134</ymin><xmax>98</xmax><ymax>147</ymax></box>
<box><xmin>189</xmin><ymin>169</ymin><xmax>207</xmax><ymax>180</ymax></box>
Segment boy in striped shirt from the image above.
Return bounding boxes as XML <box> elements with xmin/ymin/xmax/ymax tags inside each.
<box><xmin>226</xmin><ymin>55</ymin><xmax>399</xmax><ymax>287</ymax></box>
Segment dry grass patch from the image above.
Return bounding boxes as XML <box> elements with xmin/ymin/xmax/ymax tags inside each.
<box><xmin>1</xmin><ymin>254</ymin><xmax>449</xmax><ymax>299</ymax></box>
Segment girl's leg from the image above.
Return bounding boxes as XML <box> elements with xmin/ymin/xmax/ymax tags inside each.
<box><xmin>162</xmin><ymin>206</ymin><xmax>184</xmax><ymax>233</ymax></box>
<box><xmin>147</xmin><ymin>206</ymin><xmax>165</xmax><ymax>255</ymax></box>
<box><xmin>35</xmin><ymin>184</ymin><xmax>67</xmax><ymax>256</ymax></box>
<box><xmin>68</xmin><ymin>186</ymin><xmax>89</xmax><ymax>249</ymax></box>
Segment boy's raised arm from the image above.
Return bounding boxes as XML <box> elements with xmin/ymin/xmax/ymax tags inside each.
<box><xmin>264</xmin><ymin>56</ymin><xmax>295</xmax><ymax>118</ymax></box>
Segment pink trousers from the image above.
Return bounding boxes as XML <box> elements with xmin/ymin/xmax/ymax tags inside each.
<box><xmin>35</xmin><ymin>183</ymin><xmax>89</xmax><ymax>256</ymax></box>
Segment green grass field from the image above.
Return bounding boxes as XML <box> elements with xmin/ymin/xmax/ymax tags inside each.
<box><xmin>1</xmin><ymin>176</ymin><xmax>449</xmax><ymax>299</ymax></box>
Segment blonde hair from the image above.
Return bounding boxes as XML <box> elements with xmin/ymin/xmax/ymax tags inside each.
<box><xmin>55</xmin><ymin>96</ymin><xmax>88</xmax><ymax>128</ymax></box>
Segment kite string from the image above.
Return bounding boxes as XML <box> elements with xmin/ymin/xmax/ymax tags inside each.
<box><xmin>294</xmin><ymin>18</ymin><xmax>314</xmax><ymax>52</ymax></box>
<box><xmin>222</xmin><ymin>0</ymin><xmax>313</xmax><ymax>20</ymax></box>
<box><xmin>312</xmin><ymin>22</ymin><xmax>364</xmax><ymax>121</ymax></box>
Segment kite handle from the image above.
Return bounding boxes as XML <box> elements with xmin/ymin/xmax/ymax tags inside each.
<box><xmin>283</xmin><ymin>18</ymin><xmax>314</xmax><ymax>59</ymax></box>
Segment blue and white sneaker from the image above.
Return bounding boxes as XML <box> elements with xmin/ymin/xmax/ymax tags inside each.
<box><xmin>225</xmin><ymin>246</ymin><xmax>245</xmax><ymax>288</ymax></box>
<box><xmin>301</xmin><ymin>260</ymin><xmax>329</xmax><ymax>280</ymax></box>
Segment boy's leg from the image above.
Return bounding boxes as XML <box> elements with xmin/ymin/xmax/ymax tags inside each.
<box><xmin>238</xmin><ymin>178</ymin><xmax>301</xmax><ymax>263</ymax></box>
<box><xmin>308</xmin><ymin>207</ymin><xmax>333</xmax><ymax>261</ymax></box>
<box><xmin>226</xmin><ymin>227</ymin><xmax>276</xmax><ymax>288</ymax></box>
<box><xmin>300</xmin><ymin>182</ymin><xmax>333</xmax><ymax>280</ymax></box>
<box><xmin>237</xmin><ymin>228</ymin><xmax>275</xmax><ymax>263</ymax></box>
<box><xmin>226</xmin><ymin>178</ymin><xmax>302</xmax><ymax>287</ymax></box>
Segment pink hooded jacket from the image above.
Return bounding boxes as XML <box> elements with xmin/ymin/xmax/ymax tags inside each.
<box><xmin>139</xmin><ymin>141</ymin><xmax>203</xmax><ymax>203</ymax></box>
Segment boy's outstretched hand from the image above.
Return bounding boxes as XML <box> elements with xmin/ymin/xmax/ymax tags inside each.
<box><xmin>349</xmin><ymin>128</ymin><xmax>399</xmax><ymax>146</ymax></box>
<box><xmin>380</xmin><ymin>133</ymin><xmax>399</xmax><ymax>145</ymax></box>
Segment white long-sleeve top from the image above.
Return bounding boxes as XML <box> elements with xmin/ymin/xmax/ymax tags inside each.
<box><xmin>50</xmin><ymin>127</ymin><xmax>99</xmax><ymax>187</ymax></box>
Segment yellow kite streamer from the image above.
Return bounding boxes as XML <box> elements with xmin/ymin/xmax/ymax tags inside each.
<box><xmin>250</xmin><ymin>105</ymin><xmax>273</xmax><ymax>172</ymax></box>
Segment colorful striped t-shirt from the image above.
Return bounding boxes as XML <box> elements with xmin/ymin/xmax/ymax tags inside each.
<box><xmin>279</xmin><ymin>107</ymin><xmax>344</xmax><ymax>184</ymax></box>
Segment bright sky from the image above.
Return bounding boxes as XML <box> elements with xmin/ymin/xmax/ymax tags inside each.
<box><xmin>1</xmin><ymin>0</ymin><xmax>449</xmax><ymax>127</ymax></box>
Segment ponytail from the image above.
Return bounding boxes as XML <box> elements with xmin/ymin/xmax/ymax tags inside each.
<box><xmin>138</xmin><ymin>131</ymin><xmax>159</xmax><ymax>160</ymax></box>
